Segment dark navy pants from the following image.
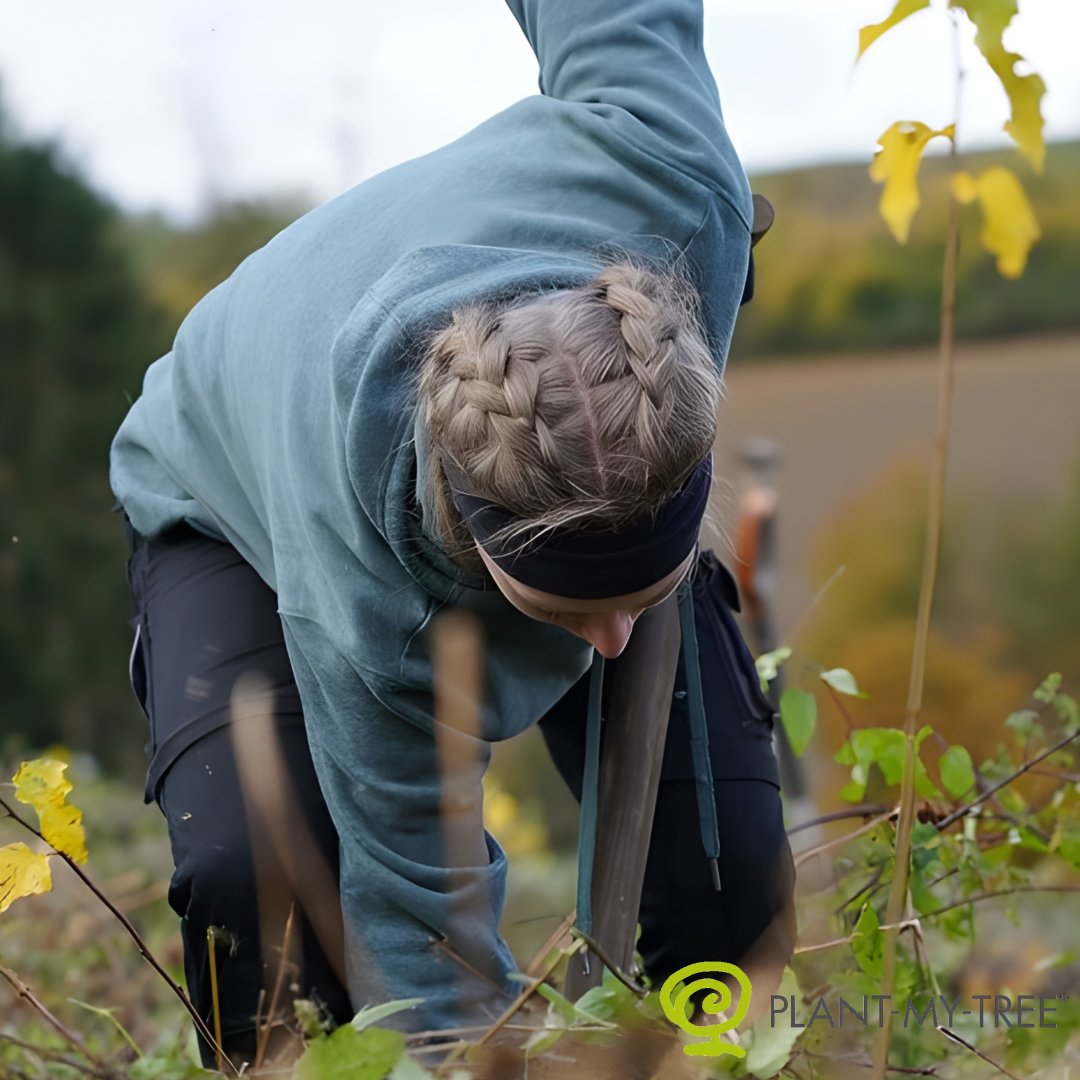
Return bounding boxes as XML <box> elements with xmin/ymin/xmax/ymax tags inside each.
<box><xmin>123</xmin><ymin>518</ymin><xmax>795</xmax><ymax>1067</ymax></box>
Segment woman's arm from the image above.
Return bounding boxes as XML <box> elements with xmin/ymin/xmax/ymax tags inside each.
<box><xmin>503</xmin><ymin>0</ymin><xmax>748</xmax><ymax>212</ymax></box>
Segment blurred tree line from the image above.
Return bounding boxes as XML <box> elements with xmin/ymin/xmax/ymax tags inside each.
<box><xmin>732</xmin><ymin>141</ymin><xmax>1080</xmax><ymax>358</ymax></box>
<box><xmin>0</xmin><ymin>101</ymin><xmax>301</xmax><ymax>773</ymax></box>
<box><xmin>1</xmin><ymin>90</ymin><xmax>1077</xmax><ymax>782</ymax></box>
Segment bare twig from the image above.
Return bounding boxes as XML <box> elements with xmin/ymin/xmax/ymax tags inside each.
<box><xmin>823</xmin><ymin>680</ymin><xmax>858</xmax><ymax>741</ymax></box>
<box><xmin>207</xmin><ymin>927</ymin><xmax>224</xmax><ymax>1073</ymax></box>
<box><xmin>936</xmin><ymin>1025</ymin><xmax>1025</xmax><ymax>1079</ymax></box>
<box><xmin>921</xmin><ymin>883</ymin><xmax>1080</xmax><ymax>919</ymax></box>
<box><xmin>568</xmin><ymin>928</ymin><xmax>647</xmax><ymax>996</ymax></box>
<box><xmin>871</xmin><ymin>22</ymin><xmax>965</xmax><ymax>1074</ymax></box>
<box><xmin>794</xmin><ymin>812</ymin><xmax>894</xmax><ymax>867</ymax></box>
<box><xmin>794</xmin><ymin>917</ymin><xmax>920</xmax><ymax>956</ymax></box>
<box><xmin>787</xmin><ymin>804</ymin><xmax>890</xmax><ymax>835</ymax></box>
<box><xmin>833</xmin><ymin>863</ymin><xmax>886</xmax><ymax>915</ymax></box>
<box><xmin>802</xmin><ymin>1048</ymin><xmax>940</xmax><ymax>1075</ymax></box>
<box><xmin>0</xmin><ymin>1032</ymin><xmax>111</xmax><ymax>1078</ymax></box>
<box><xmin>934</xmin><ymin>726</ymin><xmax>1080</xmax><ymax>831</ymax></box>
<box><xmin>0</xmin><ymin>964</ymin><xmax>104</xmax><ymax>1069</ymax></box>
<box><xmin>435</xmin><ymin>936</ymin><xmax>586</xmax><ymax>1074</ymax></box>
<box><xmin>0</xmin><ymin>795</ymin><xmax>236</xmax><ymax>1075</ymax></box>
<box><xmin>254</xmin><ymin>901</ymin><xmax>297</xmax><ymax>1070</ymax></box>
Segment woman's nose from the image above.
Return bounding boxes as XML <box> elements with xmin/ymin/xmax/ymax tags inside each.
<box><xmin>577</xmin><ymin>610</ymin><xmax>638</xmax><ymax>659</ymax></box>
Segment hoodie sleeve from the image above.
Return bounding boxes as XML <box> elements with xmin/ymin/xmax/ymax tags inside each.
<box><xmin>503</xmin><ymin>0</ymin><xmax>749</xmax><ymax>219</ymax></box>
<box><xmin>278</xmin><ymin>611</ymin><xmax>519</xmax><ymax>1031</ymax></box>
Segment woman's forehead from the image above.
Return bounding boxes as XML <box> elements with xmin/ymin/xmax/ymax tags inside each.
<box><xmin>487</xmin><ymin>547</ymin><xmax>693</xmax><ymax>614</ymax></box>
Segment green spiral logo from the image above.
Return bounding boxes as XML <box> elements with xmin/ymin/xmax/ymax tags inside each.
<box><xmin>658</xmin><ymin>961</ymin><xmax>752</xmax><ymax>1058</ymax></box>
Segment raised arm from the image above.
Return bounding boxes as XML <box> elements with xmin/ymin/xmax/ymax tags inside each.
<box><xmin>503</xmin><ymin>0</ymin><xmax>748</xmax><ymax>212</ymax></box>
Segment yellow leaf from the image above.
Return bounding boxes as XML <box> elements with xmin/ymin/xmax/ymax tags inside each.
<box><xmin>869</xmin><ymin>121</ymin><xmax>955</xmax><ymax>243</ymax></box>
<box><xmin>12</xmin><ymin>758</ymin><xmax>89</xmax><ymax>863</ymax></box>
<box><xmin>858</xmin><ymin>0</ymin><xmax>930</xmax><ymax>60</ymax></box>
<box><xmin>950</xmin><ymin>165</ymin><xmax>1039</xmax><ymax>277</ymax></box>
<box><xmin>0</xmin><ymin>843</ymin><xmax>53</xmax><ymax>914</ymax></box>
<box><xmin>950</xmin><ymin>0</ymin><xmax>1046</xmax><ymax>171</ymax></box>
<box><xmin>13</xmin><ymin>758</ymin><xmax>73</xmax><ymax>813</ymax></box>
<box><xmin>40</xmin><ymin>803</ymin><xmax>89</xmax><ymax>865</ymax></box>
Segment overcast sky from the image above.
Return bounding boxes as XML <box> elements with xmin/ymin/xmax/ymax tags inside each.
<box><xmin>1</xmin><ymin>0</ymin><xmax>1077</xmax><ymax>222</ymax></box>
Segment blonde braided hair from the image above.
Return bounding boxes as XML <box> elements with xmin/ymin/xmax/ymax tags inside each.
<box><xmin>418</xmin><ymin>262</ymin><xmax>723</xmax><ymax>574</ymax></box>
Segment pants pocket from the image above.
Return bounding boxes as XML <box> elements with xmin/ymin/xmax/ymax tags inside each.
<box><xmin>128</xmin><ymin>618</ymin><xmax>150</xmax><ymax>722</ymax></box>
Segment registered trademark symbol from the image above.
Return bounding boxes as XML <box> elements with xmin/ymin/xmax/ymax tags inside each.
<box><xmin>1059</xmin><ymin>993</ymin><xmax>1069</xmax><ymax>1002</ymax></box>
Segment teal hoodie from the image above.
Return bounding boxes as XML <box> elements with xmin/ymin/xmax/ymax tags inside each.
<box><xmin>110</xmin><ymin>0</ymin><xmax>753</xmax><ymax>1032</ymax></box>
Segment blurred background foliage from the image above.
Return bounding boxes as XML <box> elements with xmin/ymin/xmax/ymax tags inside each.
<box><xmin>1</xmin><ymin>90</ymin><xmax>1077</xmax><ymax>835</ymax></box>
<box><xmin>733</xmin><ymin>140</ymin><xmax>1080</xmax><ymax>356</ymax></box>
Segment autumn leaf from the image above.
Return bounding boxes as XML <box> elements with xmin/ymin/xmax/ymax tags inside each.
<box><xmin>858</xmin><ymin>0</ymin><xmax>930</xmax><ymax>60</ymax></box>
<box><xmin>13</xmin><ymin>758</ymin><xmax>72</xmax><ymax>813</ymax></box>
<box><xmin>870</xmin><ymin>121</ymin><xmax>955</xmax><ymax>243</ymax></box>
<box><xmin>951</xmin><ymin>165</ymin><xmax>1040</xmax><ymax>277</ymax></box>
<box><xmin>950</xmin><ymin>0</ymin><xmax>1046</xmax><ymax>171</ymax></box>
<box><xmin>0</xmin><ymin>843</ymin><xmax>53</xmax><ymax>914</ymax></box>
<box><xmin>11</xmin><ymin>758</ymin><xmax>88</xmax><ymax>864</ymax></box>
<box><xmin>39</xmin><ymin>804</ymin><xmax>89</xmax><ymax>865</ymax></box>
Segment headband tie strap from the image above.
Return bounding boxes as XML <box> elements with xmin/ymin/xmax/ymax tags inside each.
<box><xmin>445</xmin><ymin>453</ymin><xmax>712</xmax><ymax>599</ymax></box>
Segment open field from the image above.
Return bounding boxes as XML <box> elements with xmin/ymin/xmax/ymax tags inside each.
<box><xmin>714</xmin><ymin>333</ymin><xmax>1080</xmax><ymax>641</ymax></box>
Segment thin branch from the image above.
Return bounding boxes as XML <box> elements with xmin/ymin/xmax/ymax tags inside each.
<box><xmin>787</xmin><ymin>804</ymin><xmax>890</xmax><ymax>835</ymax></box>
<box><xmin>0</xmin><ymin>795</ymin><xmax>236</xmax><ymax>1076</ymax></box>
<box><xmin>794</xmin><ymin>917</ymin><xmax>920</xmax><ymax>956</ymax></box>
<box><xmin>834</xmin><ymin>864</ymin><xmax>886</xmax><ymax>915</ymax></box>
<box><xmin>872</xmin><ymin>23</ymin><xmax>964</xmax><ymax>1068</ymax></box>
<box><xmin>801</xmin><ymin>1048</ymin><xmax>940</xmax><ymax>1075</ymax></box>
<box><xmin>794</xmin><ymin>812</ymin><xmax>894</xmax><ymax>867</ymax></box>
<box><xmin>0</xmin><ymin>964</ymin><xmax>103</xmax><ymax>1070</ymax></box>
<box><xmin>255</xmin><ymin>902</ymin><xmax>297</xmax><ymax>1070</ymax></box>
<box><xmin>0</xmin><ymin>1032</ymin><xmax>111</xmax><ymax>1079</ymax></box>
<box><xmin>934</xmin><ymin>726</ymin><xmax>1080</xmax><ymax>831</ymax></box>
<box><xmin>920</xmin><ymin>883</ymin><xmax>1080</xmax><ymax>919</ymax></box>
<box><xmin>569</xmin><ymin>928</ymin><xmax>647</xmax><ymax>997</ymax></box>
<box><xmin>936</xmin><ymin>1025</ymin><xmax>1025</xmax><ymax>1079</ymax></box>
<box><xmin>823</xmin><ymin>680</ymin><xmax>858</xmax><ymax>741</ymax></box>
<box><xmin>435</xmin><ymin>936</ymin><xmax>586</xmax><ymax>1074</ymax></box>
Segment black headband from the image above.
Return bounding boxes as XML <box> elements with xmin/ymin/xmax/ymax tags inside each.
<box><xmin>445</xmin><ymin>453</ymin><xmax>712</xmax><ymax>599</ymax></box>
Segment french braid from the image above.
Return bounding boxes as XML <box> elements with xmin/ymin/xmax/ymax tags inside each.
<box><xmin>418</xmin><ymin>262</ymin><xmax>722</xmax><ymax>572</ymax></box>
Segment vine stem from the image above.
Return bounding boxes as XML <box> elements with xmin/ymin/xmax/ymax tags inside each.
<box><xmin>0</xmin><ymin>794</ymin><xmax>236</xmax><ymax>1076</ymax></box>
<box><xmin>871</xmin><ymin>13</ymin><xmax>965</xmax><ymax>1080</ymax></box>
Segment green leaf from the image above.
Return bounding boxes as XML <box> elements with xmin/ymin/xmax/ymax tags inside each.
<box><xmin>755</xmin><ymin>647</ymin><xmax>791</xmax><ymax>693</ymax></box>
<box><xmin>939</xmin><ymin>745</ymin><xmax>976</xmax><ymax>798</ymax></box>
<box><xmin>744</xmin><ymin>966</ymin><xmax>803</xmax><ymax>1079</ymax></box>
<box><xmin>523</xmin><ymin>1025</ymin><xmax>567</xmax><ymax>1057</ymax></box>
<box><xmin>388</xmin><ymin>1056</ymin><xmax>434</xmax><ymax>1080</ymax></box>
<box><xmin>1054</xmin><ymin>693</ymin><xmax>1079</xmax><ymax>733</ymax></box>
<box><xmin>1034</xmin><ymin>672</ymin><xmax>1062</xmax><ymax>704</ymax></box>
<box><xmin>1005</xmin><ymin>709</ymin><xmax>1041</xmax><ymax>740</ymax></box>
<box><xmin>350</xmin><ymin>998</ymin><xmax>424</xmax><ymax>1033</ymax></box>
<box><xmin>834</xmin><ymin>739</ymin><xmax>856</xmax><ymax>766</ymax></box>
<box><xmin>839</xmin><ymin>780</ymin><xmax>866</xmax><ymax>803</ymax></box>
<box><xmin>294</xmin><ymin>1024</ymin><xmax>405</xmax><ymax>1080</ymax></box>
<box><xmin>820</xmin><ymin>668</ymin><xmax>871</xmax><ymax>699</ymax></box>
<box><xmin>779</xmin><ymin>689</ymin><xmax>816</xmax><ymax>757</ymax></box>
<box><xmin>852</xmin><ymin>903</ymin><xmax>884</xmax><ymax>978</ymax></box>
<box><xmin>571</xmin><ymin>985</ymin><xmax>619</xmax><ymax>1024</ymax></box>
<box><xmin>535</xmin><ymin>981</ymin><xmax>578</xmax><ymax>1026</ymax></box>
